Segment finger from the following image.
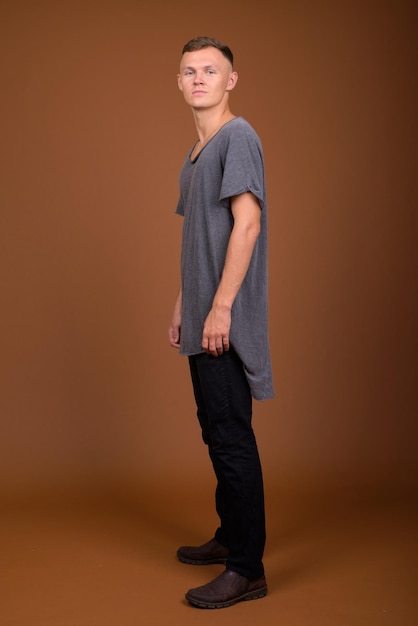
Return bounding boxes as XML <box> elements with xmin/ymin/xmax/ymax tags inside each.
<box><xmin>207</xmin><ymin>336</ymin><xmax>220</xmax><ymax>356</ymax></box>
<box><xmin>169</xmin><ymin>334</ymin><xmax>179</xmax><ymax>348</ymax></box>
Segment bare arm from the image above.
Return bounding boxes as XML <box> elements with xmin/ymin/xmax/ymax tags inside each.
<box><xmin>168</xmin><ymin>287</ymin><xmax>182</xmax><ymax>349</ymax></box>
<box><xmin>202</xmin><ymin>192</ymin><xmax>261</xmax><ymax>356</ymax></box>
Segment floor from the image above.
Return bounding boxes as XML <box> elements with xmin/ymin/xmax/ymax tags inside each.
<box><xmin>1</xmin><ymin>481</ymin><xmax>417</xmax><ymax>626</ymax></box>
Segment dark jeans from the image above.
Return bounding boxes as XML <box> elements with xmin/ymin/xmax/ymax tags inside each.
<box><xmin>188</xmin><ymin>348</ymin><xmax>266</xmax><ymax>580</ymax></box>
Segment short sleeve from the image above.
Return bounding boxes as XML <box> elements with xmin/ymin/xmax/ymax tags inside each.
<box><xmin>219</xmin><ymin>125</ymin><xmax>265</xmax><ymax>209</ymax></box>
<box><xmin>176</xmin><ymin>194</ymin><xmax>184</xmax><ymax>216</ymax></box>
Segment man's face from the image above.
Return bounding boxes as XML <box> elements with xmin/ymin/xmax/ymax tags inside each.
<box><xmin>177</xmin><ymin>47</ymin><xmax>238</xmax><ymax>110</ymax></box>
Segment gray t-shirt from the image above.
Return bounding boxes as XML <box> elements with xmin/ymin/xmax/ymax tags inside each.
<box><xmin>176</xmin><ymin>116</ymin><xmax>274</xmax><ymax>400</ymax></box>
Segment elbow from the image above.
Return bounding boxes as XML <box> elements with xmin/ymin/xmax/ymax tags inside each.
<box><xmin>248</xmin><ymin>220</ymin><xmax>261</xmax><ymax>243</ymax></box>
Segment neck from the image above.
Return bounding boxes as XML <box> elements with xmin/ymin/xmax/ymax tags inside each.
<box><xmin>192</xmin><ymin>106</ymin><xmax>235</xmax><ymax>145</ymax></box>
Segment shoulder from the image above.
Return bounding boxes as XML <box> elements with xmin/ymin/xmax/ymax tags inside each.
<box><xmin>224</xmin><ymin>116</ymin><xmax>259</xmax><ymax>137</ymax></box>
<box><xmin>221</xmin><ymin>117</ymin><xmax>262</xmax><ymax>150</ymax></box>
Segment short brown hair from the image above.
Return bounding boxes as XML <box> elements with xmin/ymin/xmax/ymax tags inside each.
<box><xmin>182</xmin><ymin>36</ymin><xmax>234</xmax><ymax>67</ymax></box>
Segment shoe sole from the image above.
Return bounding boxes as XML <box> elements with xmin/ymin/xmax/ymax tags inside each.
<box><xmin>177</xmin><ymin>555</ymin><xmax>228</xmax><ymax>565</ymax></box>
<box><xmin>185</xmin><ymin>585</ymin><xmax>268</xmax><ymax>609</ymax></box>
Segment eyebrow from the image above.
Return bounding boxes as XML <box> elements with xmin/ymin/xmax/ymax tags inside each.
<box><xmin>181</xmin><ymin>64</ymin><xmax>218</xmax><ymax>71</ymax></box>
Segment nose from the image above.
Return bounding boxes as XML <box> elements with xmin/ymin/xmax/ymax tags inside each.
<box><xmin>193</xmin><ymin>71</ymin><xmax>204</xmax><ymax>84</ymax></box>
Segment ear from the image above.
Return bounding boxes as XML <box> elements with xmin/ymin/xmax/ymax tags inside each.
<box><xmin>226</xmin><ymin>71</ymin><xmax>238</xmax><ymax>92</ymax></box>
<box><xmin>177</xmin><ymin>74</ymin><xmax>183</xmax><ymax>92</ymax></box>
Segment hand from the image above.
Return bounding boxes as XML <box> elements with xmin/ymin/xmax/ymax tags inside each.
<box><xmin>202</xmin><ymin>306</ymin><xmax>231</xmax><ymax>356</ymax></box>
<box><xmin>168</xmin><ymin>291</ymin><xmax>182</xmax><ymax>349</ymax></box>
<box><xmin>168</xmin><ymin>319</ymin><xmax>181</xmax><ymax>349</ymax></box>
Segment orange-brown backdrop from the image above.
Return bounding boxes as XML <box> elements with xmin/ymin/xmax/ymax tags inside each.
<box><xmin>1</xmin><ymin>0</ymin><xmax>417</xmax><ymax>499</ymax></box>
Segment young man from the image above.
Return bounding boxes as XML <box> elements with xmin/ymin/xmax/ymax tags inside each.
<box><xmin>168</xmin><ymin>36</ymin><xmax>274</xmax><ymax>609</ymax></box>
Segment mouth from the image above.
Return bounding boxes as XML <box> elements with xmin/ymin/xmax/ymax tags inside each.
<box><xmin>192</xmin><ymin>90</ymin><xmax>207</xmax><ymax>95</ymax></box>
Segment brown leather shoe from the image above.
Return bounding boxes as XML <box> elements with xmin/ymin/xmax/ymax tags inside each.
<box><xmin>185</xmin><ymin>569</ymin><xmax>268</xmax><ymax>609</ymax></box>
<box><xmin>177</xmin><ymin>537</ymin><xmax>229</xmax><ymax>565</ymax></box>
